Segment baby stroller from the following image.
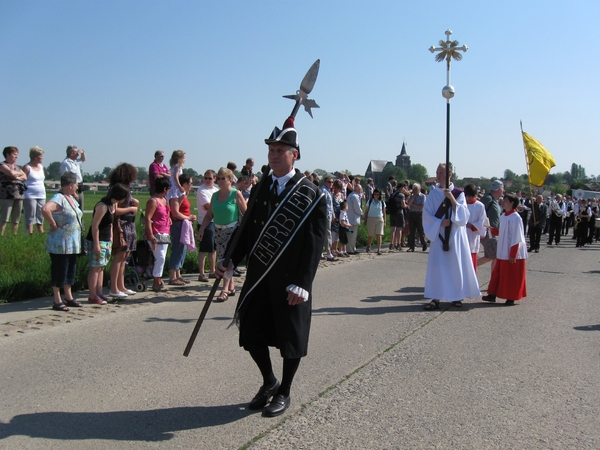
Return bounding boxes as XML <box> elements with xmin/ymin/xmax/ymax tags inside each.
<box><xmin>130</xmin><ymin>239</ymin><xmax>154</xmax><ymax>292</ymax></box>
<box><xmin>124</xmin><ymin>247</ymin><xmax>147</xmax><ymax>292</ymax></box>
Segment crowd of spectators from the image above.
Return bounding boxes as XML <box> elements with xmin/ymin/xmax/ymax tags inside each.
<box><xmin>3</xmin><ymin>144</ymin><xmax>599</xmax><ymax>310</ymax></box>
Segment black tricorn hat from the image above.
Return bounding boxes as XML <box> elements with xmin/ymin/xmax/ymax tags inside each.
<box><xmin>264</xmin><ymin>116</ymin><xmax>301</xmax><ymax>159</ymax></box>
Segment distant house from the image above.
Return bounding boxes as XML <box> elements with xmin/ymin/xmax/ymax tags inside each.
<box><xmin>84</xmin><ymin>181</ymin><xmax>110</xmax><ymax>191</ymax></box>
<box><xmin>365</xmin><ymin>160</ymin><xmax>392</xmax><ymax>187</ymax></box>
<box><xmin>424</xmin><ymin>177</ymin><xmax>437</xmax><ymax>188</ymax></box>
<box><xmin>364</xmin><ymin>141</ymin><xmax>412</xmax><ymax>187</ymax></box>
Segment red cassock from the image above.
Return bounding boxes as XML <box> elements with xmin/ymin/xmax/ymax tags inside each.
<box><xmin>487</xmin><ymin>210</ymin><xmax>528</xmax><ymax>301</ymax></box>
<box><xmin>487</xmin><ymin>258</ymin><xmax>527</xmax><ymax>300</ymax></box>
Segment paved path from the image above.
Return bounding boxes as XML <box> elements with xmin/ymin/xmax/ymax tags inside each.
<box><xmin>1</xmin><ymin>242</ymin><xmax>599</xmax><ymax>449</ymax></box>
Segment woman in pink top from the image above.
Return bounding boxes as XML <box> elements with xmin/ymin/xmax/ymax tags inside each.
<box><xmin>145</xmin><ymin>177</ymin><xmax>171</xmax><ymax>292</ymax></box>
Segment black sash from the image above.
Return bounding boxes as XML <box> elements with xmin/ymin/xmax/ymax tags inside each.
<box><xmin>434</xmin><ymin>187</ymin><xmax>463</xmax><ymax>252</ymax></box>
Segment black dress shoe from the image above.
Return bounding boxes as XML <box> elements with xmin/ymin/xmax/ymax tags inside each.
<box><xmin>248</xmin><ymin>380</ymin><xmax>280</xmax><ymax>410</ymax></box>
<box><xmin>482</xmin><ymin>294</ymin><xmax>496</xmax><ymax>303</ymax></box>
<box><xmin>263</xmin><ymin>394</ymin><xmax>290</xmax><ymax>417</ymax></box>
<box><xmin>422</xmin><ymin>243</ymin><xmax>428</xmax><ymax>251</ymax></box>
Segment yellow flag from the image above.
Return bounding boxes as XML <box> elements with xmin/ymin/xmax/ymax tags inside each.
<box><xmin>522</xmin><ymin>131</ymin><xmax>555</xmax><ymax>187</ymax></box>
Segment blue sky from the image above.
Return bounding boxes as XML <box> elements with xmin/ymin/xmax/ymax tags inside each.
<box><xmin>1</xmin><ymin>0</ymin><xmax>599</xmax><ymax>181</ymax></box>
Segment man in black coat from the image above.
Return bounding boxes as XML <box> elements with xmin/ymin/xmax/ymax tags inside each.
<box><xmin>219</xmin><ymin>118</ymin><xmax>326</xmax><ymax>417</ymax></box>
<box><xmin>528</xmin><ymin>195</ymin><xmax>547</xmax><ymax>253</ymax></box>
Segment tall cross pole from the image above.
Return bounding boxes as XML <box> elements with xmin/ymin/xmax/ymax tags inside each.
<box><xmin>429</xmin><ymin>29</ymin><xmax>468</xmax><ymax>188</ymax></box>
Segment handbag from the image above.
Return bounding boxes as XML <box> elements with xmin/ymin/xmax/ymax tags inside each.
<box><xmin>113</xmin><ymin>216</ymin><xmax>127</xmax><ymax>250</ymax></box>
<box><xmin>79</xmin><ymin>232</ymin><xmax>88</xmax><ymax>256</ymax></box>
<box><xmin>155</xmin><ymin>233</ymin><xmax>171</xmax><ymax>244</ymax></box>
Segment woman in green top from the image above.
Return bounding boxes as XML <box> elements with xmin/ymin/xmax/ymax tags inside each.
<box><xmin>198</xmin><ymin>168</ymin><xmax>247</xmax><ymax>301</ymax></box>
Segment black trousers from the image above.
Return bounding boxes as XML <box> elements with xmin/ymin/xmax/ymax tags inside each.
<box><xmin>562</xmin><ymin>214</ymin><xmax>573</xmax><ymax>235</ymax></box>
<box><xmin>50</xmin><ymin>253</ymin><xmax>77</xmax><ymax>288</ymax></box>
<box><xmin>530</xmin><ymin>226</ymin><xmax>542</xmax><ymax>250</ymax></box>
<box><xmin>576</xmin><ymin>222</ymin><xmax>588</xmax><ymax>247</ymax></box>
<box><xmin>547</xmin><ymin>215</ymin><xmax>562</xmax><ymax>244</ymax></box>
<box><xmin>408</xmin><ymin>212</ymin><xmax>425</xmax><ymax>250</ymax></box>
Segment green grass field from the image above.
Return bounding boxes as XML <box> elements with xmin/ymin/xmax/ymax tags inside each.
<box><xmin>1</xmin><ymin>191</ymin><xmax>385</xmax><ymax>302</ymax></box>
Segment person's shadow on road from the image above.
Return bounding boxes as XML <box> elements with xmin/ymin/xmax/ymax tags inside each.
<box><xmin>0</xmin><ymin>404</ymin><xmax>257</xmax><ymax>442</ymax></box>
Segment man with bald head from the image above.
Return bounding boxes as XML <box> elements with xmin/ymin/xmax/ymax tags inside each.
<box><xmin>528</xmin><ymin>195</ymin><xmax>547</xmax><ymax>253</ymax></box>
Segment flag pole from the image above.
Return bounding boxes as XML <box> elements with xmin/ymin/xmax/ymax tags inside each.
<box><xmin>521</xmin><ymin>121</ymin><xmax>536</xmax><ymax>224</ymax></box>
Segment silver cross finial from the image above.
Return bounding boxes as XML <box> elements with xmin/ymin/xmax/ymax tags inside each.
<box><xmin>429</xmin><ymin>29</ymin><xmax>468</xmax><ymax>99</ymax></box>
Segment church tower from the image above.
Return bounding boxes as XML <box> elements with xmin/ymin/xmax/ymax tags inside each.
<box><xmin>395</xmin><ymin>141</ymin><xmax>411</xmax><ymax>173</ymax></box>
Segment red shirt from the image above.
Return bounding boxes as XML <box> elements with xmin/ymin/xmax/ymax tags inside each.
<box><xmin>172</xmin><ymin>197</ymin><xmax>191</xmax><ymax>223</ymax></box>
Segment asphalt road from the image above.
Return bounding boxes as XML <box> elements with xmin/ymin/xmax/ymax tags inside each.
<box><xmin>1</xmin><ymin>240</ymin><xmax>599</xmax><ymax>449</ymax></box>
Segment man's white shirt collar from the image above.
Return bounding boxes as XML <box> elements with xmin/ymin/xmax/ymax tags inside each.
<box><xmin>271</xmin><ymin>169</ymin><xmax>295</xmax><ymax>196</ymax></box>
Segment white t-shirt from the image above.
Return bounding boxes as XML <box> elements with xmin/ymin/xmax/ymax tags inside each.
<box><xmin>196</xmin><ymin>184</ymin><xmax>219</xmax><ymax>222</ymax></box>
<box><xmin>339</xmin><ymin>210</ymin><xmax>350</xmax><ymax>228</ymax></box>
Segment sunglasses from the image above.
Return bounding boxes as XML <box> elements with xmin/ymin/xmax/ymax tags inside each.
<box><xmin>216</xmin><ymin>177</ymin><xmax>228</xmax><ymax>181</ymax></box>
<box><xmin>204</xmin><ymin>177</ymin><xmax>214</xmax><ymax>180</ymax></box>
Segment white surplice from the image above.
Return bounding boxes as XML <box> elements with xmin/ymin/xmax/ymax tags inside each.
<box><xmin>466</xmin><ymin>200</ymin><xmax>487</xmax><ymax>254</ymax></box>
<box><xmin>423</xmin><ymin>184</ymin><xmax>481</xmax><ymax>301</ymax></box>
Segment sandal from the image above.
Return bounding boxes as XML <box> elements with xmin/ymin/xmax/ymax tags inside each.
<box><xmin>198</xmin><ymin>273</ymin><xmax>209</xmax><ymax>282</ymax></box>
<box><xmin>178</xmin><ymin>277</ymin><xmax>191</xmax><ymax>284</ymax></box>
<box><xmin>214</xmin><ymin>292</ymin><xmax>229</xmax><ymax>302</ymax></box>
<box><xmin>64</xmin><ymin>299</ymin><xmax>82</xmax><ymax>308</ymax></box>
<box><xmin>376</xmin><ymin>251</ymin><xmax>382</xmax><ymax>256</ymax></box>
<box><xmin>228</xmin><ymin>288</ymin><xmax>237</xmax><ymax>297</ymax></box>
<box><xmin>424</xmin><ymin>300</ymin><xmax>440</xmax><ymax>311</ymax></box>
<box><xmin>452</xmin><ymin>301</ymin><xmax>463</xmax><ymax>307</ymax></box>
<box><xmin>52</xmin><ymin>302</ymin><xmax>70</xmax><ymax>312</ymax></box>
<box><xmin>366</xmin><ymin>246</ymin><xmax>371</xmax><ymax>253</ymax></box>
<box><xmin>168</xmin><ymin>279</ymin><xmax>186</xmax><ymax>286</ymax></box>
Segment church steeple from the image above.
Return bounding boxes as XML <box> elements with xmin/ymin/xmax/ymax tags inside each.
<box><xmin>395</xmin><ymin>141</ymin><xmax>411</xmax><ymax>173</ymax></box>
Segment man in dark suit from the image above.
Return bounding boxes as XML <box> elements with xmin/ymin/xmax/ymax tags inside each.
<box><xmin>516</xmin><ymin>190</ymin><xmax>531</xmax><ymax>236</ymax></box>
<box><xmin>528</xmin><ymin>195</ymin><xmax>547</xmax><ymax>253</ymax></box>
<box><xmin>218</xmin><ymin>117</ymin><xmax>326</xmax><ymax>417</ymax></box>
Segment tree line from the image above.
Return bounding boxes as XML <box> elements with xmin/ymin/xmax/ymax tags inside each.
<box><xmin>43</xmin><ymin>160</ymin><xmax>597</xmax><ymax>194</ymax></box>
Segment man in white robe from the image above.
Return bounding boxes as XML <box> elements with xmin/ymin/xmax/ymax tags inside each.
<box><xmin>423</xmin><ymin>164</ymin><xmax>481</xmax><ymax>309</ymax></box>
